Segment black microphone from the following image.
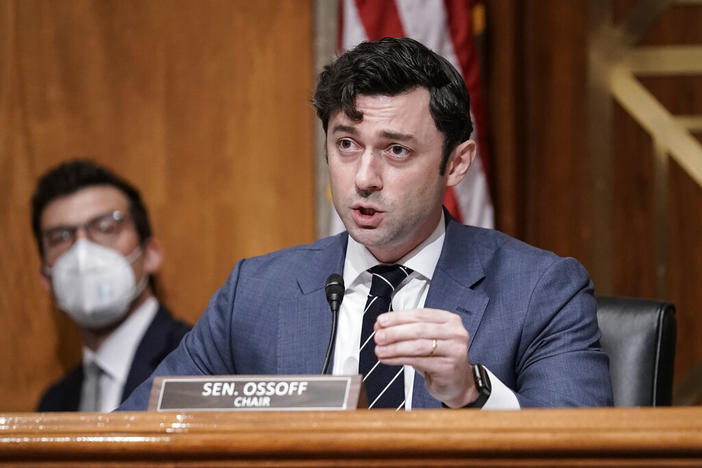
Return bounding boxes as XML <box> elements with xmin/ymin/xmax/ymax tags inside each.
<box><xmin>321</xmin><ymin>273</ymin><xmax>344</xmax><ymax>374</ymax></box>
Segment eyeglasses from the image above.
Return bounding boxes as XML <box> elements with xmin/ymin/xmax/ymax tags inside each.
<box><xmin>42</xmin><ymin>210</ymin><xmax>130</xmax><ymax>261</ymax></box>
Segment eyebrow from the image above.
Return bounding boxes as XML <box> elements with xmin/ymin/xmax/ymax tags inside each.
<box><xmin>380</xmin><ymin>131</ymin><xmax>416</xmax><ymax>143</ymax></box>
<box><xmin>330</xmin><ymin>124</ymin><xmax>357</xmax><ymax>134</ymax></box>
<box><xmin>330</xmin><ymin>125</ymin><xmax>417</xmax><ymax>143</ymax></box>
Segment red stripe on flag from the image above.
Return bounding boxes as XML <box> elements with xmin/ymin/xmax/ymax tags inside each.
<box><xmin>443</xmin><ymin>189</ymin><xmax>463</xmax><ymax>222</ymax></box>
<box><xmin>444</xmin><ymin>0</ymin><xmax>490</xmax><ymax>178</ymax></box>
<box><xmin>337</xmin><ymin>0</ymin><xmax>345</xmax><ymax>51</ymax></box>
<box><xmin>443</xmin><ymin>186</ymin><xmax>462</xmax><ymax>223</ymax></box>
<box><xmin>354</xmin><ymin>0</ymin><xmax>406</xmax><ymax>39</ymax></box>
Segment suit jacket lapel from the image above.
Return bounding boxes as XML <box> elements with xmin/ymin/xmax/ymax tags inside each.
<box><xmin>277</xmin><ymin>234</ymin><xmax>348</xmax><ymax>375</ymax></box>
<box><xmin>65</xmin><ymin>366</ymin><xmax>84</xmax><ymax>411</ymax></box>
<box><xmin>122</xmin><ymin>305</ymin><xmax>185</xmax><ymax>401</ymax></box>
<box><xmin>412</xmin><ymin>215</ymin><xmax>490</xmax><ymax>408</ymax></box>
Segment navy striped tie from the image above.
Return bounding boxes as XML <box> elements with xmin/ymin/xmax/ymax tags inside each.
<box><xmin>359</xmin><ymin>264</ymin><xmax>413</xmax><ymax>409</ymax></box>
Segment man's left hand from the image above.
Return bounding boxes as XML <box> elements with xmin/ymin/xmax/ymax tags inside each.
<box><xmin>373</xmin><ymin>308</ymin><xmax>479</xmax><ymax>407</ymax></box>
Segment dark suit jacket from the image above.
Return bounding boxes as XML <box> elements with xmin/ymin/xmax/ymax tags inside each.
<box><xmin>120</xmin><ymin>216</ymin><xmax>613</xmax><ymax>410</ymax></box>
<box><xmin>37</xmin><ymin>304</ymin><xmax>190</xmax><ymax>411</ymax></box>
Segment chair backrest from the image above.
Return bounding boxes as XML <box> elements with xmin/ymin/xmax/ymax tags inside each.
<box><xmin>596</xmin><ymin>296</ymin><xmax>677</xmax><ymax>406</ymax></box>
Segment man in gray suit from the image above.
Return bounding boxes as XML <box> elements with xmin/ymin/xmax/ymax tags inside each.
<box><xmin>120</xmin><ymin>37</ymin><xmax>612</xmax><ymax>410</ymax></box>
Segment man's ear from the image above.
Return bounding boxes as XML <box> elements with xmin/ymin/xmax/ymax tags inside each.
<box><xmin>141</xmin><ymin>238</ymin><xmax>163</xmax><ymax>274</ymax></box>
<box><xmin>39</xmin><ymin>266</ymin><xmax>51</xmax><ymax>294</ymax></box>
<box><xmin>445</xmin><ymin>139</ymin><xmax>477</xmax><ymax>188</ymax></box>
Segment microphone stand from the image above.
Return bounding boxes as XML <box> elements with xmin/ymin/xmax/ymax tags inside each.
<box><xmin>321</xmin><ymin>306</ymin><xmax>338</xmax><ymax>375</ymax></box>
<box><xmin>322</xmin><ymin>274</ymin><xmax>344</xmax><ymax>374</ymax></box>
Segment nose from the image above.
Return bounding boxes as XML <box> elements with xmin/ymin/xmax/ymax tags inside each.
<box><xmin>74</xmin><ymin>226</ymin><xmax>90</xmax><ymax>241</ymax></box>
<box><xmin>355</xmin><ymin>150</ymin><xmax>383</xmax><ymax>195</ymax></box>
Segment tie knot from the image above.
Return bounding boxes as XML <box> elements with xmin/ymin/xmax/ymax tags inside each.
<box><xmin>368</xmin><ymin>264</ymin><xmax>413</xmax><ymax>298</ymax></box>
<box><xmin>85</xmin><ymin>361</ymin><xmax>104</xmax><ymax>378</ymax></box>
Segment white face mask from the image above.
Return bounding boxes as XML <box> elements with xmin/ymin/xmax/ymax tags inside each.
<box><xmin>48</xmin><ymin>239</ymin><xmax>147</xmax><ymax>329</ymax></box>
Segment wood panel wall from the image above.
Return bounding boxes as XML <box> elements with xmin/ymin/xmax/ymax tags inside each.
<box><xmin>626</xmin><ymin>4</ymin><xmax>702</xmax><ymax>390</ymax></box>
<box><xmin>488</xmin><ymin>0</ymin><xmax>702</xmax><ymax>399</ymax></box>
<box><xmin>0</xmin><ymin>0</ymin><xmax>314</xmax><ymax>411</ymax></box>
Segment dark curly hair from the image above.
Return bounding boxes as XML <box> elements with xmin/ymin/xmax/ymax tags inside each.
<box><xmin>313</xmin><ymin>37</ymin><xmax>473</xmax><ymax>174</ymax></box>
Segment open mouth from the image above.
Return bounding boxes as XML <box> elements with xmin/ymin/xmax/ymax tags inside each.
<box><xmin>352</xmin><ymin>205</ymin><xmax>382</xmax><ymax>227</ymax></box>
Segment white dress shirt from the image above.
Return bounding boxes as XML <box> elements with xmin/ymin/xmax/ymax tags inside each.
<box><xmin>80</xmin><ymin>297</ymin><xmax>158</xmax><ymax>412</ymax></box>
<box><xmin>332</xmin><ymin>212</ymin><xmax>519</xmax><ymax>410</ymax></box>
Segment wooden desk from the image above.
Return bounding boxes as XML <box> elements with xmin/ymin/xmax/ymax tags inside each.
<box><xmin>1</xmin><ymin>408</ymin><xmax>702</xmax><ymax>466</ymax></box>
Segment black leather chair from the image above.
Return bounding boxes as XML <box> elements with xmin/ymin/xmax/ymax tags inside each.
<box><xmin>596</xmin><ymin>296</ymin><xmax>677</xmax><ymax>406</ymax></box>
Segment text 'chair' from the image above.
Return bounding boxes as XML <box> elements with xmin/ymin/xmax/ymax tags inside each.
<box><xmin>596</xmin><ymin>296</ymin><xmax>677</xmax><ymax>407</ymax></box>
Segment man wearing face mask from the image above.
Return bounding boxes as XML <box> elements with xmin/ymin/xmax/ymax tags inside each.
<box><xmin>32</xmin><ymin>159</ymin><xmax>190</xmax><ymax>412</ymax></box>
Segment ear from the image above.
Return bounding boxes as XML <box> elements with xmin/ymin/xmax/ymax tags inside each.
<box><xmin>445</xmin><ymin>139</ymin><xmax>477</xmax><ymax>188</ymax></box>
<box><xmin>141</xmin><ymin>238</ymin><xmax>163</xmax><ymax>274</ymax></box>
<box><xmin>39</xmin><ymin>266</ymin><xmax>52</xmax><ymax>294</ymax></box>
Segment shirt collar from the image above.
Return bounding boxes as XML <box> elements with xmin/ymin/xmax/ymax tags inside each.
<box><xmin>343</xmin><ymin>211</ymin><xmax>446</xmax><ymax>287</ymax></box>
<box><xmin>82</xmin><ymin>296</ymin><xmax>159</xmax><ymax>383</ymax></box>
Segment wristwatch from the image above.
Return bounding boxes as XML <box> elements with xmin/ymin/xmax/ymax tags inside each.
<box><xmin>465</xmin><ymin>363</ymin><xmax>491</xmax><ymax>408</ymax></box>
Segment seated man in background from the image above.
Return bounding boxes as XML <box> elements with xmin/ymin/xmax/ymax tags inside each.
<box><xmin>121</xmin><ymin>37</ymin><xmax>612</xmax><ymax>410</ymax></box>
<box><xmin>32</xmin><ymin>160</ymin><xmax>190</xmax><ymax>412</ymax></box>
